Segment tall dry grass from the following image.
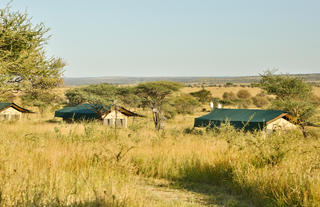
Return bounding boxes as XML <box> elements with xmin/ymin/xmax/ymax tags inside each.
<box><xmin>0</xmin><ymin>112</ymin><xmax>320</xmax><ymax>206</ymax></box>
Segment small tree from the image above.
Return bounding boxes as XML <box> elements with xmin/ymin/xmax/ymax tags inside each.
<box><xmin>169</xmin><ymin>94</ymin><xmax>199</xmax><ymax>115</ymax></box>
<box><xmin>259</xmin><ymin>71</ymin><xmax>318</xmax><ymax>136</ymax></box>
<box><xmin>190</xmin><ymin>88</ymin><xmax>212</xmax><ymax>103</ymax></box>
<box><xmin>0</xmin><ymin>5</ymin><xmax>65</xmax><ymax>100</ymax></box>
<box><xmin>252</xmin><ymin>96</ymin><xmax>269</xmax><ymax>108</ymax></box>
<box><xmin>222</xmin><ymin>91</ymin><xmax>236</xmax><ymax>101</ymax></box>
<box><xmin>237</xmin><ymin>89</ymin><xmax>251</xmax><ymax>99</ymax></box>
<box><xmin>135</xmin><ymin>81</ymin><xmax>183</xmax><ymax>130</ymax></box>
<box><xmin>65</xmin><ymin>84</ymin><xmax>117</xmax><ymax>106</ymax></box>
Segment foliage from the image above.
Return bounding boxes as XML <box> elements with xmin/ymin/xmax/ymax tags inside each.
<box><xmin>21</xmin><ymin>90</ymin><xmax>64</xmax><ymax>114</ymax></box>
<box><xmin>135</xmin><ymin>81</ymin><xmax>183</xmax><ymax>130</ymax></box>
<box><xmin>225</xmin><ymin>82</ymin><xmax>234</xmax><ymax>87</ymax></box>
<box><xmin>259</xmin><ymin>71</ymin><xmax>317</xmax><ymax>124</ymax></box>
<box><xmin>236</xmin><ymin>89</ymin><xmax>251</xmax><ymax>99</ymax></box>
<box><xmin>0</xmin><ymin>5</ymin><xmax>65</xmax><ymax>99</ymax></box>
<box><xmin>170</xmin><ymin>94</ymin><xmax>199</xmax><ymax>115</ymax></box>
<box><xmin>161</xmin><ymin>99</ymin><xmax>177</xmax><ymax>120</ymax></box>
<box><xmin>260</xmin><ymin>71</ymin><xmax>312</xmax><ymax>99</ymax></box>
<box><xmin>189</xmin><ymin>88</ymin><xmax>212</xmax><ymax>103</ymax></box>
<box><xmin>252</xmin><ymin>95</ymin><xmax>269</xmax><ymax>108</ymax></box>
<box><xmin>235</xmin><ymin>98</ymin><xmax>252</xmax><ymax>109</ymax></box>
<box><xmin>135</xmin><ymin>81</ymin><xmax>183</xmax><ymax>109</ymax></box>
<box><xmin>222</xmin><ymin>91</ymin><xmax>236</xmax><ymax>101</ymax></box>
<box><xmin>116</xmin><ymin>87</ymin><xmax>141</xmax><ymax>109</ymax></box>
<box><xmin>65</xmin><ymin>84</ymin><xmax>118</xmax><ymax>106</ymax></box>
<box><xmin>160</xmin><ymin>94</ymin><xmax>200</xmax><ymax>120</ymax></box>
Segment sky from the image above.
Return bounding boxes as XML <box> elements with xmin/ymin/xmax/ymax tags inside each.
<box><xmin>1</xmin><ymin>0</ymin><xmax>320</xmax><ymax>77</ymax></box>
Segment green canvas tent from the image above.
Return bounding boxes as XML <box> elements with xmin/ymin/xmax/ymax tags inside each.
<box><xmin>55</xmin><ymin>103</ymin><xmax>143</xmax><ymax>121</ymax></box>
<box><xmin>55</xmin><ymin>104</ymin><xmax>109</xmax><ymax>121</ymax></box>
<box><xmin>194</xmin><ymin>108</ymin><xmax>291</xmax><ymax>131</ymax></box>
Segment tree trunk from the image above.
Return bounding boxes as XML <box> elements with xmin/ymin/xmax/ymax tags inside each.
<box><xmin>299</xmin><ymin>124</ymin><xmax>307</xmax><ymax>138</ymax></box>
<box><xmin>152</xmin><ymin>108</ymin><xmax>161</xmax><ymax>131</ymax></box>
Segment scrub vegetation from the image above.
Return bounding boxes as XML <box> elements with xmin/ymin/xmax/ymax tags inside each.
<box><xmin>0</xmin><ymin>111</ymin><xmax>320</xmax><ymax>207</ymax></box>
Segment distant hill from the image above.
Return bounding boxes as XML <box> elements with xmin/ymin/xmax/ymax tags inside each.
<box><xmin>63</xmin><ymin>73</ymin><xmax>320</xmax><ymax>86</ymax></box>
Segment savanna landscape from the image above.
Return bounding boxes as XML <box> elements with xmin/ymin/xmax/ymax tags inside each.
<box><xmin>0</xmin><ymin>82</ymin><xmax>319</xmax><ymax>207</ymax></box>
<box><xmin>1</xmin><ymin>2</ymin><xmax>320</xmax><ymax>207</ymax></box>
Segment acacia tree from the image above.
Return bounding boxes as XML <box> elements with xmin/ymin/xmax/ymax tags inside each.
<box><xmin>0</xmin><ymin>5</ymin><xmax>65</xmax><ymax>102</ymax></box>
<box><xmin>259</xmin><ymin>71</ymin><xmax>318</xmax><ymax>136</ymax></box>
<box><xmin>190</xmin><ymin>88</ymin><xmax>212</xmax><ymax>103</ymax></box>
<box><xmin>135</xmin><ymin>81</ymin><xmax>182</xmax><ymax>130</ymax></box>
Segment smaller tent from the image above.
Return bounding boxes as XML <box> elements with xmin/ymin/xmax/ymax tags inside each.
<box><xmin>0</xmin><ymin>102</ymin><xmax>32</xmax><ymax>121</ymax></box>
<box><xmin>194</xmin><ymin>108</ymin><xmax>296</xmax><ymax>132</ymax></box>
<box><xmin>55</xmin><ymin>103</ymin><xmax>143</xmax><ymax>127</ymax></box>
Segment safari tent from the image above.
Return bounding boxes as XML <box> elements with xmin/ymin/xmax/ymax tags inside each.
<box><xmin>55</xmin><ymin>103</ymin><xmax>143</xmax><ymax>127</ymax></box>
<box><xmin>0</xmin><ymin>102</ymin><xmax>32</xmax><ymax>121</ymax></box>
<box><xmin>194</xmin><ymin>108</ymin><xmax>296</xmax><ymax>132</ymax></box>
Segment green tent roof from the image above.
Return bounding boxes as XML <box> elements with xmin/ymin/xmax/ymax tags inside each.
<box><xmin>194</xmin><ymin>108</ymin><xmax>287</xmax><ymax>131</ymax></box>
<box><xmin>55</xmin><ymin>104</ymin><xmax>110</xmax><ymax>120</ymax></box>
<box><xmin>0</xmin><ymin>102</ymin><xmax>32</xmax><ymax>113</ymax></box>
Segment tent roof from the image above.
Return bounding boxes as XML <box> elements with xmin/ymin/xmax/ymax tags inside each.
<box><xmin>55</xmin><ymin>104</ymin><xmax>108</xmax><ymax>120</ymax></box>
<box><xmin>55</xmin><ymin>103</ymin><xmax>143</xmax><ymax>120</ymax></box>
<box><xmin>194</xmin><ymin>108</ymin><xmax>289</xmax><ymax>130</ymax></box>
<box><xmin>0</xmin><ymin>102</ymin><xmax>32</xmax><ymax>113</ymax></box>
<box><xmin>196</xmin><ymin>109</ymin><xmax>287</xmax><ymax>123</ymax></box>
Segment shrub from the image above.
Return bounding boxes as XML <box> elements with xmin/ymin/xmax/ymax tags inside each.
<box><xmin>237</xmin><ymin>89</ymin><xmax>251</xmax><ymax>99</ymax></box>
<box><xmin>190</xmin><ymin>89</ymin><xmax>212</xmax><ymax>103</ymax></box>
<box><xmin>171</xmin><ymin>94</ymin><xmax>199</xmax><ymax>115</ymax></box>
<box><xmin>235</xmin><ymin>99</ymin><xmax>252</xmax><ymax>108</ymax></box>
<box><xmin>183</xmin><ymin>127</ymin><xmax>204</xmax><ymax>135</ymax></box>
<box><xmin>222</xmin><ymin>92</ymin><xmax>236</xmax><ymax>101</ymax></box>
<box><xmin>252</xmin><ymin>96</ymin><xmax>269</xmax><ymax>108</ymax></box>
<box><xmin>225</xmin><ymin>82</ymin><xmax>234</xmax><ymax>87</ymax></box>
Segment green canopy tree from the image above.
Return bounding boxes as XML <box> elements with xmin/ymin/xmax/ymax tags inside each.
<box><xmin>190</xmin><ymin>88</ymin><xmax>212</xmax><ymax>103</ymax></box>
<box><xmin>65</xmin><ymin>84</ymin><xmax>118</xmax><ymax>113</ymax></box>
<box><xmin>0</xmin><ymin>5</ymin><xmax>65</xmax><ymax>102</ymax></box>
<box><xmin>259</xmin><ymin>71</ymin><xmax>318</xmax><ymax>136</ymax></box>
<box><xmin>135</xmin><ymin>81</ymin><xmax>183</xmax><ymax>130</ymax></box>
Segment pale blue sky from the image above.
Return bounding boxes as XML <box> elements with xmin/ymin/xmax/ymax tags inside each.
<box><xmin>2</xmin><ymin>0</ymin><xmax>320</xmax><ymax>77</ymax></box>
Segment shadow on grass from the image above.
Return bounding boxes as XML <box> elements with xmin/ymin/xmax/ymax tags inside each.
<box><xmin>165</xmin><ymin>161</ymin><xmax>275</xmax><ymax>207</ymax></box>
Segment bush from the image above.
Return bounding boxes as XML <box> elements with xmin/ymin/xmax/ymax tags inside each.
<box><xmin>190</xmin><ymin>89</ymin><xmax>212</xmax><ymax>103</ymax></box>
<box><xmin>161</xmin><ymin>101</ymin><xmax>177</xmax><ymax>120</ymax></box>
<box><xmin>225</xmin><ymin>82</ymin><xmax>234</xmax><ymax>87</ymax></box>
<box><xmin>252</xmin><ymin>96</ymin><xmax>269</xmax><ymax>108</ymax></box>
<box><xmin>235</xmin><ymin>99</ymin><xmax>252</xmax><ymax>108</ymax></box>
<box><xmin>237</xmin><ymin>89</ymin><xmax>251</xmax><ymax>99</ymax></box>
<box><xmin>171</xmin><ymin>94</ymin><xmax>199</xmax><ymax>114</ymax></box>
<box><xmin>183</xmin><ymin>127</ymin><xmax>204</xmax><ymax>135</ymax></box>
<box><xmin>222</xmin><ymin>92</ymin><xmax>236</xmax><ymax>101</ymax></box>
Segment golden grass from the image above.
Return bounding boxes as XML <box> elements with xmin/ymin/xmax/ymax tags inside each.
<box><xmin>1</xmin><ymin>109</ymin><xmax>320</xmax><ymax>206</ymax></box>
<box><xmin>313</xmin><ymin>86</ymin><xmax>320</xmax><ymax>97</ymax></box>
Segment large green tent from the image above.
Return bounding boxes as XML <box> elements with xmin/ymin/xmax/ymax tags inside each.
<box><xmin>55</xmin><ymin>103</ymin><xmax>143</xmax><ymax>121</ymax></box>
<box><xmin>194</xmin><ymin>108</ymin><xmax>289</xmax><ymax>131</ymax></box>
<box><xmin>55</xmin><ymin>104</ymin><xmax>109</xmax><ymax>121</ymax></box>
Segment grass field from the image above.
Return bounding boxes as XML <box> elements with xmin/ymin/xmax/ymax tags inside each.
<box><xmin>0</xmin><ymin>107</ymin><xmax>320</xmax><ymax>207</ymax></box>
<box><xmin>0</xmin><ymin>86</ymin><xmax>319</xmax><ymax>206</ymax></box>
